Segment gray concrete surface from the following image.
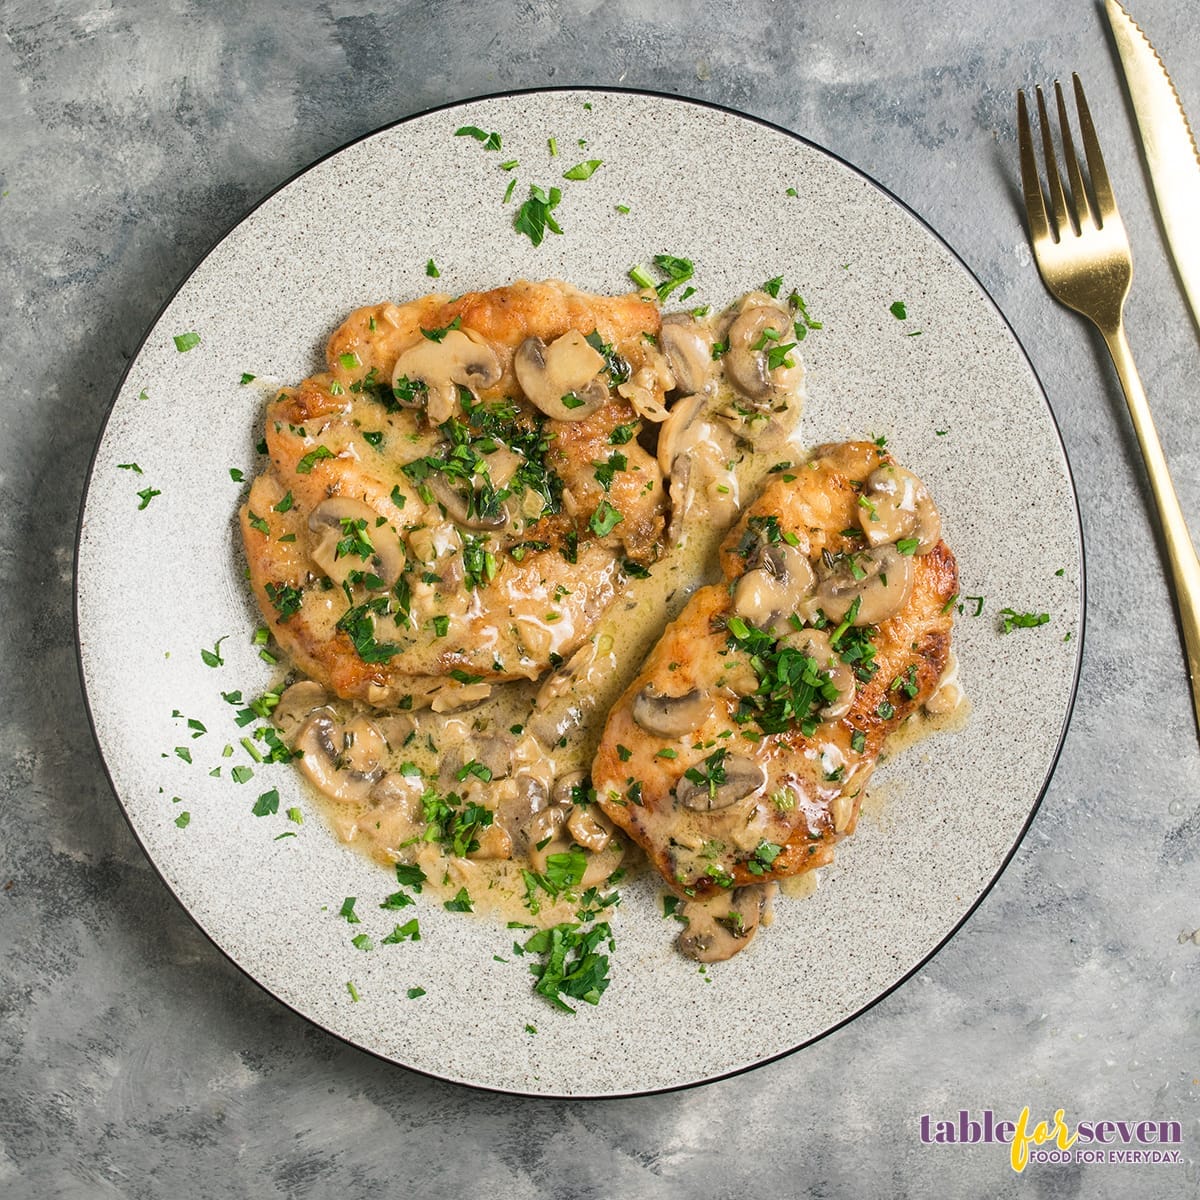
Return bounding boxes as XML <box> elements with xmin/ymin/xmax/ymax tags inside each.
<box><xmin>2</xmin><ymin>1</ymin><xmax>1199</xmax><ymax>1196</ymax></box>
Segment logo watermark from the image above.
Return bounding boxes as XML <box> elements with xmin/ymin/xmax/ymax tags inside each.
<box><xmin>918</xmin><ymin>1108</ymin><xmax>1183</xmax><ymax>1173</ymax></box>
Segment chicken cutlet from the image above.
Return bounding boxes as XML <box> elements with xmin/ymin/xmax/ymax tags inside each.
<box><xmin>592</xmin><ymin>440</ymin><xmax>957</xmax><ymax>959</ymax></box>
<box><xmin>241</xmin><ymin>279</ymin><xmax>669</xmax><ymax>707</ymax></box>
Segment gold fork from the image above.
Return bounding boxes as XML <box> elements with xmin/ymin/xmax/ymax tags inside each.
<box><xmin>1017</xmin><ymin>74</ymin><xmax>1200</xmax><ymax>738</ymax></box>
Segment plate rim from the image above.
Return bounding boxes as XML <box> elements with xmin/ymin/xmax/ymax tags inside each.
<box><xmin>73</xmin><ymin>83</ymin><xmax>1087</xmax><ymax>1100</ymax></box>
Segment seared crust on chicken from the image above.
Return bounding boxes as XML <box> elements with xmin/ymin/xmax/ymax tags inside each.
<box><xmin>593</xmin><ymin>441</ymin><xmax>957</xmax><ymax>897</ymax></box>
<box><xmin>241</xmin><ymin>280</ymin><xmax>668</xmax><ymax>705</ymax></box>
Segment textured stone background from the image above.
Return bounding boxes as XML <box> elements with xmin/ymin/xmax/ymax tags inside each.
<box><xmin>3</xmin><ymin>1</ymin><xmax>1199</xmax><ymax>1196</ymax></box>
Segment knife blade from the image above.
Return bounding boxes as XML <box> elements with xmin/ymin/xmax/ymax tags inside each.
<box><xmin>1105</xmin><ymin>0</ymin><xmax>1200</xmax><ymax>333</ymax></box>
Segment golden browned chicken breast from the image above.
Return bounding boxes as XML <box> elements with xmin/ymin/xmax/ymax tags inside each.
<box><xmin>592</xmin><ymin>441</ymin><xmax>957</xmax><ymax>958</ymax></box>
<box><xmin>241</xmin><ymin>280</ymin><xmax>669</xmax><ymax>707</ymax></box>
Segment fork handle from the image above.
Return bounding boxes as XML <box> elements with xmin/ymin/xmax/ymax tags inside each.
<box><xmin>1103</xmin><ymin>322</ymin><xmax>1200</xmax><ymax>739</ymax></box>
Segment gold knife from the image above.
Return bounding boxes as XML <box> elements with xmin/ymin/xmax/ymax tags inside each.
<box><xmin>1105</xmin><ymin>0</ymin><xmax>1200</xmax><ymax>333</ymax></box>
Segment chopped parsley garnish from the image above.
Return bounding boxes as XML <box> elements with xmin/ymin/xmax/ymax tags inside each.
<box><xmin>725</xmin><ymin>617</ymin><xmax>845</xmax><ymax>736</ymax></box>
<box><xmin>346</xmin><ymin>981</ymin><xmax>360</xmax><ymax>1002</ymax></box>
<box><xmin>339</xmin><ymin>896</ymin><xmax>360</xmax><ymax>924</ymax></box>
<box><xmin>999</xmin><ymin>607</ymin><xmax>1050</xmax><ymax>633</ymax></box>
<box><xmin>136</xmin><ymin>487</ymin><xmax>161</xmax><ymax>510</ymax></box>
<box><xmin>850</xmin><ymin>728</ymin><xmax>867</xmax><ymax>754</ymax></box>
<box><xmin>563</xmin><ymin>159</ymin><xmax>603</xmax><ymax>180</ymax></box>
<box><xmin>252</xmin><ymin>788</ymin><xmax>279</xmax><ymax>816</ymax></box>
<box><xmin>896</xmin><ymin>537</ymin><xmax>920</xmax><ymax>555</ymax></box>
<box><xmin>200</xmin><ymin>636</ymin><xmax>227</xmax><ymax>668</ymax></box>
<box><xmin>522</xmin><ymin>921</ymin><xmax>614</xmax><ymax>1013</ymax></box>
<box><xmin>239</xmin><ymin>372</ymin><xmax>256</xmax><ymax>385</ymax></box>
<box><xmin>296</xmin><ymin>445</ymin><xmax>335</xmax><ymax>474</ymax></box>
<box><xmin>607</xmin><ymin>420</ymin><xmax>638</xmax><ymax>444</ymax></box>
<box><xmin>350</xmin><ymin>933</ymin><xmax>374</xmax><ymax>952</ymax></box>
<box><xmin>588</xmin><ymin>499</ymin><xmax>624</xmax><ymax>537</ymax></box>
<box><xmin>382</xmin><ymin>919</ymin><xmax>421</xmax><ymax>944</ymax></box>
<box><xmin>407</xmin><ymin>987</ymin><xmax>426</xmax><ymax>1000</ymax></box>
<box><xmin>337</xmin><ymin>597</ymin><xmax>402</xmax><ymax>663</ymax></box>
<box><xmin>230</xmin><ymin>765</ymin><xmax>253</xmax><ymax>784</ymax></box>
<box><xmin>265</xmin><ymin>581</ymin><xmax>303</xmax><ymax>621</ymax></box>
<box><xmin>443</xmin><ymin>887</ymin><xmax>474</xmax><ymax>913</ymax></box>
<box><xmin>788</xmin><ymin>290</ymin><xmax>824</xmax><ymax>338</ymax></box>
<box><xmin>746</xmin><ymin>840</ymin><xmax>783</xmax><ymax>876</ymax></box>
<box><xmin>117</xmin><ymin>462</ymin><xmax>143</xmax><ymax>474</ymax></box>
<box><xmin>514</xmin><ymin>184</ymin><xmax>563</xmax><ymax>246</ymax></box>
<box><xmin>628</xmin><ymin>254</ymin><xmax>695</xmax><ymax>302</ymax></box>
<box><xmin>455</xmin><ymin>125</ymin><xmax>502</xmax><ymax>150</ymax></box>
<box><xmin>173</xmin><ymin>331</ymin><xmax>201</xmax><ymax>353</ymax></box>
<box><xmin>174</xmin><ymin>812</ymin><xmax>190</xmax><ymax>828</ymax></box>
<box><xmin>889</xmin><ymin>300</ymin><xmax>908</xmax><ymax>320</ymax></box>
<box><xmin>420</xmin><ymin>315</ymin><xmax>461</xmax><ymax>343</ymax></box>
<box><xmin>592</xmin><ymin>452</ymin><xmax>627</xmax><ymax>492</ymax></box>
<box><xmin>425</xmin><ymin>258</ymin><xmax>440</xmax><ymax>277</ymax></box>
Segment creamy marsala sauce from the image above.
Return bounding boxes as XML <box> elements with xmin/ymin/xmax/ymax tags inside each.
<box><xmin>246</xmin><ymin>281</ymin><xmax>964</xmax><ymax>960</ymax></box>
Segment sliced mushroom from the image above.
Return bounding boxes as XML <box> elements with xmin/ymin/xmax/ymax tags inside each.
<box><xmin>731</xmin><ymin>543</ymin><xmax>816</xmax><ymax>634</ymax></box>
<box><xmin>925</xmin><ymin>650</ymin><xmax>962</xmax><ymax>716</ymax></box>
<box><xmin>676</xmin><ymin>885</ymin><xmax>769</xmax><ymax>962</ymax></box>
<box><xmin>723</xmin><ymin>298</ymin><xmax>804</xmax><ymax>404</ymax></box>
<box><xmin>631</xmin><ymin>685</ymin><xmax>710</xmax><ymax>737</ymax></box>
<box><xmin>566</xmin><ymin>803</ymin><xmax>614</xmax><ymax>854</ymax></box>
<box><xmin>294</xmin><ymin>712</ymin><xmax>386</xmax><ymax>803</ymax></box>
<box><xmin>657</xmin><ymin>393</ymin><xmax>739</xmax><ymax>538</ymax></box>
<box><xmin>495</xmin><ymin>776</ymin><xmax>550</xmax><ymax>855</ymax></box>
<box><xmin>514</xmin><ymin>330</ymin><xmax>608</xmax><ymax>421</ymax></box>
<box><xmin>551</xmin><ymin>770</ymin><xmax>588</xmax><ymax>807</ymax></box>
<box><xmin>859</xmin><ymin>465</ymin><xmax>941</xmax><ymax>553</ymax></box>
<box><xmin>427</xmin><ymin>473</ymin><xmax>509</xmax><ymax>531</ymax></box>
<box><xmin>676</xmin><ymin>755</ymin><xmax>766</xmax><ymax>812</ymax></box>
<box><xmin>659</xmin><ymin>314</ymin><xmax>712</xmax><ymax>395</ymax></box>
<box><xmin>469</xmin><ymin>821</ymin><xmax>513</xmax><ymax>860</ymax></box>
<box><xmin>391</xmin><ymin>328</ymin><xmax>502</xmax><ymax>424</ymax></box>
<box><xmin>806</xmin><ymin>544</ymin><xmax>915</xmax><ymax>626</ymax></box>
<box><xmin>308</xmin><ymin>498</ymin><xmax>405</xmax><ymax>587</ymax></box>
<box><xmin>656</xmin><ymin>392</ymin><xmax>709</xmax><ymax>476</ymax></box>
<box><xmin>781</xmin><ymin>628</ymin><xmax>856</xmax><ymax>721</ymax></box>
<box><xmin>273</xmin><ymin>680</ymin><xmax>329</xmax><ymax>740</ymax></box>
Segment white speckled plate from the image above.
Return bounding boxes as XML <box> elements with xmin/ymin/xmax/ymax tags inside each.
<box><xmin>76</xmin><ymin>89</ymin><xmax>1082</xmax><ymax>1098</ymax></box>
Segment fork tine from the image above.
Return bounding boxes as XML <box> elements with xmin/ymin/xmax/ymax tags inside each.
<box><xmin>1017</xmin><ymin>90</ymin><xmax>1052</xmax><ymax>246</ymax></box>
<box><xmin>1072</xmin><ymin>73</ymin><xmax>1117</xmax><ymax>225</ymax></box>
<box><xmin>1035</xmin><ymin>85</ymin><xmax>1071</xmax><ymax>237</ymax></box>
<box><xmin>1054</xmin><ymin>79</ymin><xmax>1094</xmax><ymax>229</ymax></box>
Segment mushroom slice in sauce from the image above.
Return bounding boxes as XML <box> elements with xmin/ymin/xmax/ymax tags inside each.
<box><xmin>675</xmin><ymin>755</ymin><xmax>767</xmax><ymax>812</ymax></box>
<box><xmin>731</xmin><ymin>543</ymin><xmax>816</xmax><ymax>635</ymax></box>
<box><xmin>659</xmin><ymin>314</ymin><xmax>712</xmax><ymax>395</ymax></box>
<box><xmin>676</xmin><ymin>884</ymin><xmax>771</xmax><ymax>962</ymax></box>
<box><xmin>566</xmin><ymin>803</ymin><xmax>615</xmax><ymax>854</ymax></box>
<box><xmin>294</xmin><ymin>712</ymin><xmax>386</xmax><ymax>803</ymax></box>
<box><xmin>308</xmin><ymin>498</ymin><xmax>405</xmax><ymax>587</ymax></box>
<box><xmin>631</xmin><ymin>685</ymin><xmax>710</xmax><ymax>738</ymax></box>
<box><xmin>528</xmin><ymin>802</ymin><xmax>624</xmax><ymax>885</ymax></box>
<box><xmin>273</xmin><ymin>680</ymin><xmax>330</xmax><ymax>740</ymax></box>
<box><xmin>723</xmin><ymin>296</ymin><xmax>804</xmax><ymax>404</ymax></box>
<box><xmin>859</xmin><ymin>464</ymin><xmax>941</xmax><ymax>553</ymax></box>
<box><xmin>391</xmin><ymin>328</ymin><xmax>502</xmax><ymax>425</ymax></box>
<box><xmin>513</xmin><ymin>330</ymin><xmax>608</xmax><ymax>420</ymax></box>
<box><xmin>427</xmin><ymin>473</ymin><xmax>509</xmax><ymax>531</ymax></box>
<box><xmin>806</xmin><ymin>544</ymin><xmax>915</xmax><ymax>626</ymax></box>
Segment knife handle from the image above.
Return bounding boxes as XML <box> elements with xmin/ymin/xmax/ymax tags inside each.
<box><xmin>1103</xmin><ymin>323</ymin><xmax>1200</xmax><ymax>741</ymax></box>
